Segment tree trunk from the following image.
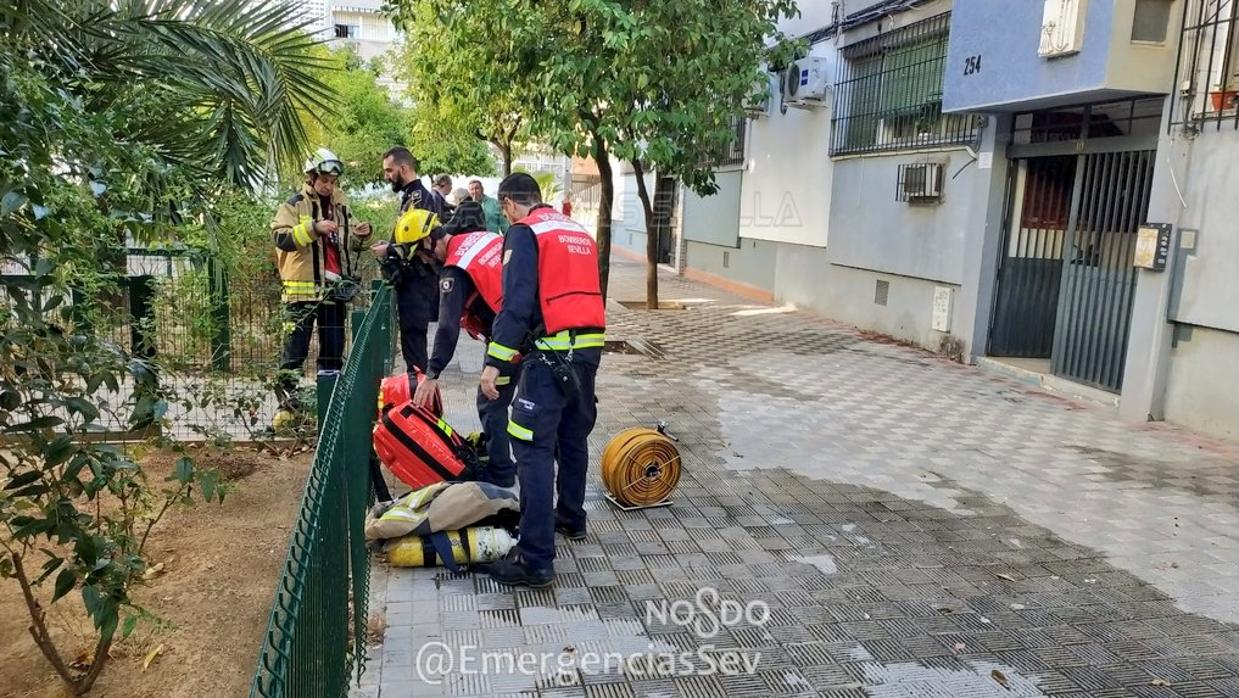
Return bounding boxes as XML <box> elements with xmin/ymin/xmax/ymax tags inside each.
<box><xmin>593</xmin><ymin>137</ymin><xmax>615</xmax><ymax>300</ymax></box>
<box><xmin>499</xmin><ymin>141</ymin><xmax>512</xmax><ymax>177</ymax></box>
<box><xmin>631</xmin><ymin>159</ymin><xmax>658</xmax><ymax>310</ymax></box>
<box><xmin>11</xmin><ymin>555</ymin><xmax>88</xmax><ymax>689</ymax></box>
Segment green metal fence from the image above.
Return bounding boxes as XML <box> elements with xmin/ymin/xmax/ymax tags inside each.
<box><xmin>249</xmin><ymin>283</ymin><xmax>394</xmax><ymax>698</ymax></box>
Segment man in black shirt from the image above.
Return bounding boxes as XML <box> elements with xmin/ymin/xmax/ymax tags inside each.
<box><xmin>376</xmin><ymin>146</ymin><xmax>443</xmax><ymax>371</ymax></box>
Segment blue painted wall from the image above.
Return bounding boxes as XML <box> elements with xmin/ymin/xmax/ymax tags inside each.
<box><xmin>943</xmin><ymin>0</ymin><xmax>1116</xmax><ymax>112</ymax></box>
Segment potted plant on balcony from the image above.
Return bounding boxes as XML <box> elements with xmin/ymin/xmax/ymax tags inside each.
<box><xmin>1209</xmin><ymin>83</ymin><xmax>1238</xmax><ymax>112</ymax></box>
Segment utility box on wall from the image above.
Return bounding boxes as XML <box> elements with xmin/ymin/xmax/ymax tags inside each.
<box><xmin>1134</xmin><ymin>223</ymin><xmax>1172</xmax><ymax>271</ymax></box>
<box><xmin>932</xmin><ymin>286</ymin><xmax>954</xmax><ymax>332</ymax></box>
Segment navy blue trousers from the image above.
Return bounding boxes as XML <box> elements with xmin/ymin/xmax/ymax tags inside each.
<box><xmin>507</xmin><ymin>352</ymin><xmax>600</xmax><ymax>571</ymax></box>
<box><xmin>394</xmin><ymin>275</ymin><xmax>437</xmax><ymax>372</ymax></box>
<box><xmin>476</xmin><ymin>368</ymin><xmax>517</xmax><ymax>487</ymax></box>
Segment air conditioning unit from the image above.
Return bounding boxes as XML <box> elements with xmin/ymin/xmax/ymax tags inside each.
<box><xmin>1038</xmin><ymin>0</ymin><xmax>1088</xmax><ymax>58</ymax></box>
<box><xmin>782</xmin><ymin>57</ymin><xmax>831</xmax><ymax>109</ymax></box>
<box><xmin>896</xmin><ymin>163</ymin><xmax>944</xmax><ymax>203</ymax></box>
<box><xmin>744</xmin><ymin>73</ymin><xmax>777</xmax><ymax>117</ymax></box>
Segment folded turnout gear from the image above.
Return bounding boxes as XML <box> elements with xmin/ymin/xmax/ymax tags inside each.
<box><xmin>365</xmin><ymin>480</ymin><xmax>518</xmax><ymax>541</ymax></box>
<box><xmin>367</xmin><ymin>480</ymin><xmax>520</xmax><ymax>571</ymax></box>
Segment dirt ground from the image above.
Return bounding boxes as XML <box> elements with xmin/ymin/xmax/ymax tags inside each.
<box><xmin>0</xmin><ymin>447</ymin><xmax>312</xmax><ymax>698</ymax></box>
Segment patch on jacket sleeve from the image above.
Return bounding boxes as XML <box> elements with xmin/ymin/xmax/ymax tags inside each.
<box><xmin>440</xmin><ymin>276</ymin><xmax>454</xmax><ymax>293</ymax></box>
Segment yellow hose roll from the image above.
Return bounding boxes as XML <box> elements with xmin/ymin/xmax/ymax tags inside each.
<box><xmin>600</xmin><ymin>427</ymin><xmax>682</xmax><ymax>507</ymax></box>
<box><xmin>384</xmin><ymin>527</ymin><xmax>515</xmax><ymax>568</ymax></box>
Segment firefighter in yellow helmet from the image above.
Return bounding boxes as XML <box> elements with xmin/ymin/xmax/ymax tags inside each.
<box><xmin>270</xmin><ymin>148</ymin><xmax>372</xmax><ymax>431</ymax></box>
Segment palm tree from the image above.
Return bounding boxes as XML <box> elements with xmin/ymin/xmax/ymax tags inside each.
<box><xmin>3</xmin><ymin>0</ymin><xmax>334</xmax><ymax>189</ymax></box>
<box><xmin>0</xmin><ymin>2</ymin><xmax>335</xmax><ymax>694</ymax></box>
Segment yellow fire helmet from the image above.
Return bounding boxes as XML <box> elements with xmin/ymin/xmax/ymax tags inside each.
<box><xmin>393</xmin><ymin>207</ymin><xmax>440</xmax><ymax>246</ymax></box>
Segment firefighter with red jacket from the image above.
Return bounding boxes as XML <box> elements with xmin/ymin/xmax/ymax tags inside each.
<box><xmin>479</xmin><ymin>173</ymin><xmax>606</xmax><ymax>587</ymax></box>
<box><xmin>412</xmin><ymin>201</ymin><xmax>517</xmax><ymax>488</ymax></box>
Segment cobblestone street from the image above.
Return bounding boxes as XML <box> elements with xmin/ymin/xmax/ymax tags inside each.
<box><xmin>364</xmin><ymin>259</ymin><xmax>1239</xmax><ymax>698</ymax></box>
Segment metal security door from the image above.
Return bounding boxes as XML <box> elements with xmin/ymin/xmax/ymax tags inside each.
<box><xmin>989</xmin><ymin>156</ymin><xmax>1076</xmax><ymax>357</ymax></box>
<box><xmin>1050</xmin><ymin>150</ymin><xmax>1155</xmax><ymax>392</ymax></box>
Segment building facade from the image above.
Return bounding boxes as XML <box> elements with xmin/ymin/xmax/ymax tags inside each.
<box><xmin>325</xmin><ymin>0</ymin><xmax>399</xmax><ymax>64</ymax></box>
<box><xmin>617</xmin><ymin>0</ymin><xmax>1237</xmax><ymax>440</ymax></box>
<box><xmin>1130</xmin><ymin>0</ymin><xmax>1239</xmax><ymax>438</ymax></box>
<box><xmin>285</xmin><ymin>0</ymin><xmax>404</xmax><ymax>92</ymax></box>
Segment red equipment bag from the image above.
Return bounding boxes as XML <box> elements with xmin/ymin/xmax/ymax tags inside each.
<box><xmin>378</xmin><ymin>369</ymin><xmax>442</xmax><ymax>418</ymax></box>
<box><xmin>373</xmin><ymin>402</ymin><xmax>477</xmax><ymax>490</ymax></box>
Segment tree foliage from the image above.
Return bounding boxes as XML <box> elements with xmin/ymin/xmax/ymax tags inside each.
<box><xmin>302</xmin><ymin>47</ymin><xmax>485</xmax><ymax>185</ymax></box>
<box><xmin>0</xmin><ymin>1</ymin><xmax>329</xmax><ymax>692</ymax></box>
<box><xmin>389</xmin><ymin>6</ymin><xmax>520</xmax><ymax>176</ymax></box>
<box><xmin>384</xmin><ymin>0</ymin><xmax>800</xmax><ymax>300</ymax></box>
<box><xmin>406</xmin><ymin>98</ymin><xmax>500</xmax><ymax>178</ymax></box>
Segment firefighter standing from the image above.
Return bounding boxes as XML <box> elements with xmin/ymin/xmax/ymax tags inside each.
<box><xmin>270</xmin><ymin>149</ymin><xmax>372</xmax><ymax>428</ymax></box>
<box><xmin>412</xmin><ymin>202</ymin><xmax>517</xmax><ymax>488</ymax></box>
<box><xmin>480</xmin><ymin>173</ymin><xmax>606</xmax><ymax>587</ymax></box>
<box><xmin>377</xmin><ymin>146</ymin><xmax>443</xmax><ymax>372</ymax></box>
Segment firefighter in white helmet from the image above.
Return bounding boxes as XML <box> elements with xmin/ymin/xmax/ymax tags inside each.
<box><xmin>270</xmin><ymin>148</ymin><xmax>372</xmax><ymax>430</ymax></box>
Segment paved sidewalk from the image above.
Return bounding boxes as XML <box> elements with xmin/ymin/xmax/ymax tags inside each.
<box><xmin>363</xmin><ymin>259</ymin><xmax>1239</xmax><ymax>698</ymax></box>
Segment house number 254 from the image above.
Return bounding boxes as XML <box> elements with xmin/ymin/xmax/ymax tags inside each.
<box><xmin>963</xmin><ymin>55</ymin><xmax>982</xmax><ymax>76</ymax></box>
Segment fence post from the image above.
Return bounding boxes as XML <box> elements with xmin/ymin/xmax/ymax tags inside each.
<box><xmin>316</xmin><ymin>372</ymin><xmax>337</xmax><ymax>433</ymax></box>
<box><xmin>207</xmin><ymin>256</ymin><xmax>232</xmax><ymax>371</ymax></box>
<box><xmin>128</xmin><ymin>274</ymin><xmax>157</xmax><ymax>361</ymax></box>
<box><xmin>352</xmin><ymin>306</ymin><xmax>391</xmax><ymax>503</ymax></box>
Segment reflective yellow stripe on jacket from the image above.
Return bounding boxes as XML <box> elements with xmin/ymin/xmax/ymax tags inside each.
<box><xmin>533</xmin><ymin>331</ymin><xmax>605</xmax><ymax>352</ymax></box>
<box><xmin>487</xmin><ymin>342</ymin><xmax>520</xmax><ymax>362</ymax></box>
<box><xmin>292</xmin><ymin>215</ymin><xmax>314</xmax><ymax>247</ymax></box>
<box><xmin>282</xmin><ymin>279</ymin><xmax>321</xmax><ymax>301</ymax></box>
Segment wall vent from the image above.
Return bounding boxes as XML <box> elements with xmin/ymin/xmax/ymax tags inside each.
<box><xmin>875</xmin><ymin>280</ymin><xmax>890</xmax><ymax>306</ymax></box>
<box><xmin>723</xmin><ymin>251</ymin><xmax>731</xmax><ymax>269</ymax></box>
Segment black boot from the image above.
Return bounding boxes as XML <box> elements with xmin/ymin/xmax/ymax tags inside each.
<box><xmin>555</xmin><ymin>515</ymin><xmax>587</xmax><ymax>541</ymax></box>
<box><xmin>555</xmin><ymin>521</ymin><xmax>587</xmax><ymax>541</ymax></box>
<box><xmin>488</xmin><ymin>552</ymin><xmax>555</xmax><ymax>588</ymax></box>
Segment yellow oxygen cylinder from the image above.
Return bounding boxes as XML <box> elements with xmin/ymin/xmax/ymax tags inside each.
<box><xmin>384</xmin><ymin>527</ymin><xmax>516</xmax><ymax>568</ymax></box>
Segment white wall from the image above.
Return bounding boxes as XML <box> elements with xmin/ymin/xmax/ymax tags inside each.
<box><xmin>729</xmin><ymin>1</ymin><xmax>837</xmax><ymax>248</ymax></box>
<box><xmin>684</xmin><ymin>171</ymin><xmax>743</xmax><ymax>247</ymax></box>
<box><xmin>780</xmin><ymin>0</ymin><xmax>837</xmax><ymax>37</ymax></box>
<box><xmin>738</xmin><ymin>46</ymin><xmax>835</xmax><ymax>248</ymax></box>
<box><xmin>612</xmin><ymin>168</ymin><xmax>644</xmax><ymax>239</ymax></box>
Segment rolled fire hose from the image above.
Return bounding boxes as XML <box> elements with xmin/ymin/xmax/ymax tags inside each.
<box><xmin>600</xmin><ymin>426</ymin><xmax>682</xmax><ymax>507</ymax></box>
<box><xmin>384</xmin><ymin>526</ymin><xmax>515</xmax><ymax>568</ymax></box>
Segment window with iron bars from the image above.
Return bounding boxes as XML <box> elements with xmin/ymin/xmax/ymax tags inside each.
<box><xmin>708</xmin><ymin>116</ymin><xmax>747</xmax><ymax>168</ymax></box>
<box><xmin>1171</xmin><ymin>0</ymin><xmax>1239</xmax><ymax>129</ymax></box>
<box><xmin>831</xmin><ymin>12</ymin><xmax>982</xmax><ymax>156</ymax></box>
